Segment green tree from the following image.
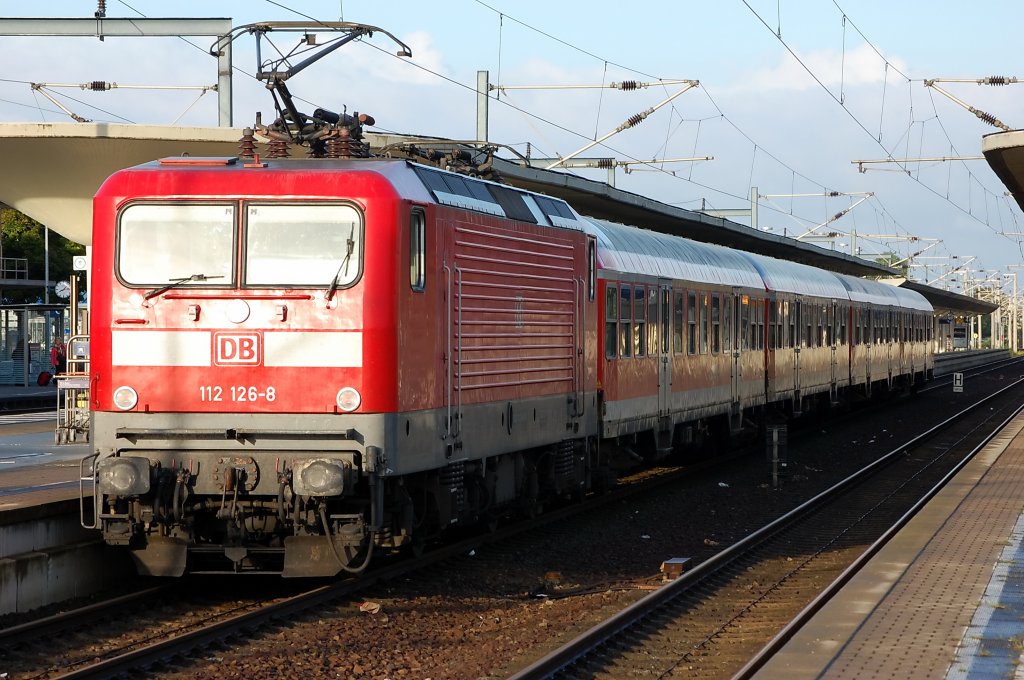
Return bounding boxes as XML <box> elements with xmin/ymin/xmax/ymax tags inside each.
<box><xmin>0</xmin><ymin>207</ymin><xmax>86</xmax><ymax>304</ymax></box>
<box><xmin>874</xmin><ymin>252</ymin><xmax>909</xmax><ymax>277</ymax></box>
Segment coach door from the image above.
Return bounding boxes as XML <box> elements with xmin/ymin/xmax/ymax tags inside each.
<box><xmin>793</xmin><ymin>299</ymin><xmax>802</xmax><ymax>407</ymax></box>
<box><xmin>731</xmin><ymin>291</ymin><xmax>742</xmax><ymax>406</ymax></box>
<box><xmin>829</xmin><ymin>300</ymin><xmax>839</xmax><ymax>402</ymax></box>
<box><xmin>658</xmin><ymin>282</ymin><xmax>672</xmax><ymax>415</ymax></box>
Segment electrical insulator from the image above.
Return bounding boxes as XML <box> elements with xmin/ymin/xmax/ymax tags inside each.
<box><xmin>95</xmin><ymin>0</ymin><xmax>106</xmax><ymax>18</ymax></box>
<box><xmin>984</xmin><ymin>76</ymin><xmax>1013</xmax><ymax>86</ymax></box>
<box><xmin>596</xmin><ymin>158</ymin><xmax>614</xmax><ymax>169</ymax></box>
<box><xmin>617</xmin><ymin>80</ymin><xmax>639</xmax><ymax>91</ymax></box>
<box><xmin>976</xmin><ymin>110</ymin><xmax>998</xmax><ymax>126</ymax></box>
<box><xmin>87</xmin><ymin>81</ymin><xmax>110</xmax><ymax>91</ymax></box>
<box><xmin>827</xmin><ymin>191</ymin><xmax>841</xmax><ymax>197</ymax></box>
<box><xmin>625</xmin><ymin>113</ymin><xmax>644</xmax><ymax>128</ymax></box>
<box><xmin>237</xmin><ymin>128</ymin><xmax>256</xmax><ymax>159</ymax></box>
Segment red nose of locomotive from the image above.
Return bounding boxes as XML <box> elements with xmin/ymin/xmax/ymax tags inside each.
<box><xmin>91</xmin><ymin>166</ymin><xmax>397</xmax><ymax>417</ymax></box>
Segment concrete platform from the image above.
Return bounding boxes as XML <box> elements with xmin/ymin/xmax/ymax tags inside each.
<box><xmin>0</xmin><ymin>382</ymin><xmax>57</xmax><ymax>411</ymax></box>
<box><xmin>754</xmin><ymin>408</ymin><xmax>1024</xmax><ymax>679</ymax></box>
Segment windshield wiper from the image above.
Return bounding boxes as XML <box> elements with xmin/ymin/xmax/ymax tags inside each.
<box><xmin>144</xmin><ymin>273</ymin><xmax>224</xmax><ymax>301</ymax></box>
<box><xmin>326</xmin><ymin>226</ymin><xmax>356</xmax><ymax>303</ymax></box>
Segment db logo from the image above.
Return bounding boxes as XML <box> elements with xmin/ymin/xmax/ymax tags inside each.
<box><xmin>214</xmin><ymin>332</ymin><xmax>261</xmax><ymax>366</ymax></box>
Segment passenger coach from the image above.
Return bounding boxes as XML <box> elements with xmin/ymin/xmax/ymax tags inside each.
<box><xmin>586</xmin><ymin>217</ymin><xmax>933</xmax><ymax>456</ymax></box>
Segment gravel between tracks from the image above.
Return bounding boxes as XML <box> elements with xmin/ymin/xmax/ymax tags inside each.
<box><xmin>71</xmin><ymin>377</ymin><xmax>1023</xmax><ymax>679</ymax></box>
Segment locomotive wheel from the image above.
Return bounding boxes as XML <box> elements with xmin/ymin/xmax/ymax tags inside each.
<box><xmin>405</xmin><ymin>531</ymin><xmax>427</xmax><ymax>558</ymax></box>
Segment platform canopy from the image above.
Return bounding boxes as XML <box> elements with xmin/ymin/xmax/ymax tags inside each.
<box><xmin>982</xmin><ymin>130</ymin><xmax>1024</xmax><ymax>213</ymax></box>
<box><xmin>880</xmin><ymin>278</ymin><xmax>998</xmax><ymax>315</ymax></box>
<box><xmin>0</xmin><ymin>122</ymin><xmax>990</xmax><ymax>317</ymax></box>
<box><xmin>0</xmin><ymin>123</ymin><xmax>246</xmax><ymax>245</ymax></box>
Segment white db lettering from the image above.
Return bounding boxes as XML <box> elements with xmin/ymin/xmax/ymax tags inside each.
<box><xmin>214</xmin><ymin>333</ymin><xmax>260</xmax><ymax>365</ymax></box>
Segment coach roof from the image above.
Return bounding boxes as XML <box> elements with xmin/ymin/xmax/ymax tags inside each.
<box><xmin>583</xmin><ymin>217</ymin><xmax>765</xmax><ymax>289</ymax></box>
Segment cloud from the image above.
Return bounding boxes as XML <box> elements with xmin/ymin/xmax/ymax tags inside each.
<box><xmin>745</xmin><ymin>43</ymin><xmax>908</xmax><ymax>94</ymax></box>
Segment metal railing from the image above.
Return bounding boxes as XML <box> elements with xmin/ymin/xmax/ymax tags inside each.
<box><xmin>0</xmin><ymin>258</ymin><xmax>28</xmax><ymax>279</ymax></box>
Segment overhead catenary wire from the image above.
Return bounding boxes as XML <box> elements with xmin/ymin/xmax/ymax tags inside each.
<box><xmin>248</xmin><ymin>0</ymin><xmax>914</xmax><ymax>252</ymax></box>
<box><xmin>743</xmin><ymin>0</ymin><xmax>1024</xmax><ymax>261</ymax></box>
<box><xmin>72</xmin><ymin>0</ymin><xmax>1011</xmax><ymax>272</ymax></box>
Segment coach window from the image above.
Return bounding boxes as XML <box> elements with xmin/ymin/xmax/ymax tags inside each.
<box><xmin>605</xmin><ymin>285</ymin><xmax>618</xmax><ymax>359</ymax></box>
<box><xmin>648</xmin><ymin>288</ymin><xmax>660</xmax><ymax>356</ymax></box>
<box><xmin>118</xmin><ymin>203</ymin><xmax>234</xmax><ymax>286</ymax></box>
<box><xmin>711</xmin><ymin>295</ymin><xmax>721</xmax><ymax>354</ymax></box>
<box><xmin>634</xmin><ymin>286</ymin><xmax>646</xmax><ymax>357</ymax></box>
<box><xmin>754</xmin><ymin>300</ymin><xmax>763</xmax><ymax>350</ymax></box>
<box><xmin>839</xmin><ymin>305</ymin><xmax>847</xmax><ymax>345</ymax></box>
<box><xmin>673</xmin><ymin>291</ymin><xmax>684</xmax><ymax>355</ymax></box>
<box><xmin>748</xmin><ymin>299</ymin><xmax>757</xmax><ymax>350</ymax></box>
<box><xmin>741</xmin><ymin>294</ymin><xmax>749</xmax><ymax>350</ymax></box>
<box><xmin>789</xmin><ymin>301</ymin><xmax>797</xmax><ymax>348</ymax></box>
<box><xmin>661</xmin><ymin>289</ymin><xmax>670</xmax><ymax>354</ymax></box>
<box><xmin>753</xmin><ymin>299</ymin><xmax>761</xmax><ymax>350</ymax></box>
<box><xmin>700</xmin><ymin>294</ymin><xmax>710</xmax><ymax>354</ymax></box>
<box><xmin>410</xmin><ymin>209</ymin><xmax>426</xmax><ymax>291</ymax></box>
<box><xmin>770</xmin><ymin>299</ymin><xmax>778</xmax><ymax>348</ymax></box>
<box><xmin>245</xmin><ymin>203</ymin><xmax>362</xmax><ymax>287</ymax></box>
<box><xmin>805</xmin><ymin>304</ymin><xmax>813</xmax><ymax>348</ymax></box>
<box><xmin>687</xmin><ymin>292</ymin><xmax>697</xmax><ymax>354</ymax></box>
<box><xmin>760</xmin><ymin>302</ymin><xmax>767</xmax><ymax>350</ymax></box>
<box><xmin>620</xmin><ymin>286</ymin><xmax>632</xmax><ymax>358</ymax></box>
<box><xmin>724</xmin><ymin>296</ymin><xmax>733</xmax><ymax>352</ymax></box>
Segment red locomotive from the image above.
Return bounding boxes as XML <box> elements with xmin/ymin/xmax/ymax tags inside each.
<box><xmin>82</xmin><ymin>154</ymin><xmax>932</xmax><ymax>576</ymax></box>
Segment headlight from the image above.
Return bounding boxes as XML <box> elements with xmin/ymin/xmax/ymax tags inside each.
<box><xmin>113</xmin><ymin>385</ymin><xmax>138</xmax><ymax>411</ymax></box>
<box><xmin>293</xmin><ymin>459</ymin><xmax>346</xmax><ymax>496</ymax></box>
<box><xmin>335</xmin><ymin>387</ymin><xmax>361</xmax><ymax>412</ymax></box>
<box><xmin>97</xmin><ymin>456</ymin><xmax>151</xmax><ymax>495</ymax></box>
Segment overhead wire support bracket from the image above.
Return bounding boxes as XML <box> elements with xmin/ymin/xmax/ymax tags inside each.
<box><xmin>37</xmin><ymin>81</ymin><xmax>217</xmax><ymax>92</ymax></box>
<box><xmin>490</xmin><ymin>78</ymin><xmax>696</xmax><ymax>92</ymax></box>
<box><xmin>545</xmin><ymin>80</ymin><xmax>699</xmax><ymax>170</ymax></box>
<box><xmin>526</xmin><ymin>156</ymin><xmax>712</xmax><ymax>187</ymax></box>
<box><xmin>852</xmin><ymin>156</ymin><xmax>984</xmax><ymax>173</ymax></box>
<box><xmin>923</xmin><ymin>78</ymin><xmax>1016</xmax><ymax>131</ymax></box>
<box><xmin>29</xmin><ymin>83</ymin><xmax>90</xmax><ymax>122</ymax></box>
<box><xmin>794</xmin><ymin>193</ymin><xmax>873</xmax><ymax>240</ymax></box>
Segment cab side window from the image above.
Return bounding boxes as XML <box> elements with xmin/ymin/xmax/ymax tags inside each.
<box><xmin>409</xmin><ymin>209</ymin><xmax>426</xmax><ymax>291</ymax></box>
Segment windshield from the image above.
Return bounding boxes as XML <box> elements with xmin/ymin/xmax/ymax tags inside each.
<box><xmin>245</xmin><ymin>203</ymin><xmax>363</xmax><ymax>287</ymax></box>
<box><xmin>118</xmin><ymin>204</ymin><xmax>235</xmax><ymax>286</ymax></box>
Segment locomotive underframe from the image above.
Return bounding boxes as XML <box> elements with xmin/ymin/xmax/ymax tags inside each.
<box><xmin>88</xmin><ymin>390</ymin><xmax>600</xmax><ymax>577</ymax></box>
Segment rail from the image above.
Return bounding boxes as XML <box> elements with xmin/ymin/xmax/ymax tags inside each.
<box><xmin>933</xmin><ymin>348</ymin><xmax>1010</xmax><ymax>376</ymax></box>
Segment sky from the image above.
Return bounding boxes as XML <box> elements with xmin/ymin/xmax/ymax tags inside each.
<box><xmin>0</xmin><ymin>1</ymin><xmax>1021</xmax><ymax>294</ymax></box>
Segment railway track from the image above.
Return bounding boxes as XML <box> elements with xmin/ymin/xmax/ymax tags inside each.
<box><xmin>508</xmin><ymin>374</ymin><xmax>1024</xmax><ymax>679</ymax></box>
